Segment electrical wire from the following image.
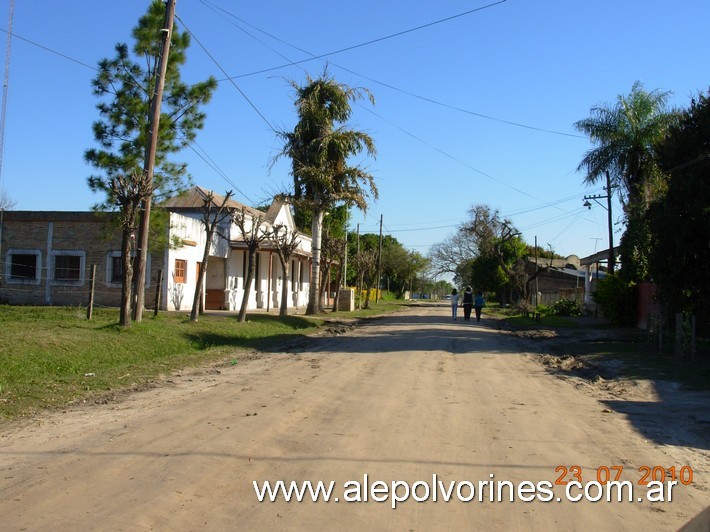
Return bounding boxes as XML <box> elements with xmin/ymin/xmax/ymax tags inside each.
<box><xmin>202</xmin><ymin>0</ymin><xmax>507</xmax><ymax>79</ymax></box>
<box><xmin>175</xmin><ymin>13</ymin><xmax>277</xmax><ymax>134</ymax></box>
<box><xmin>199</xmin><ymin>0</ymin><xmax>582</xmax><ymax>139</ymax></box>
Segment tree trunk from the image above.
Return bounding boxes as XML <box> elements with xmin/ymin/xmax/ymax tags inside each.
<box><xmin>119</xmin><ymin>226</ymin><xmax>134</xmax><ymax>328</ymax></box>
<box><xmin>279</xmin><ymin>259</ymin><xmax>290</xmax><ymax>317</ymax></box>
<box><xmin>190</xmin><ymin>235</ymin><xmax>211</xmax><ymax>323</ymax></box>
<box><xmin>332</xmin><ymin>264</ymin><xmax>343</xmax><ymax>311</ymax></box>
<box><xmin>319</xmin><ymin>263</ymin><xmax>332</xmax><ymax>311</ymax></box>
<box><xmin>307</xmin><ymin>209</ymin><xmax>325</xmax><ymax>314</ymax></box>
<box><xmin>238</xmin><ymin>248</ymin><xmax>256</xmax><ymax>322</ymax></box>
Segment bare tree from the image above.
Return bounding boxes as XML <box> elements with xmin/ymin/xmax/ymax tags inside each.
<box><xmin>268</xmin><ymin>224</ymin><xmax>301</xmax><ymax>316</ymax></box>
<box><xmin>190</xmin><ymin>190</ymin><xmax>234</xmax><ymax>323</ymax></box>
<box><xmin>355</xmin><ymin>248</ymin><xmax>378</xmax><ymax>309</ymax></box>
<box><xmin>232</xmin><ymin>207</ymin><xmax>269</xmax><ymax>323</ymax></box>
<box><xmin>318</xmin><ymin>227</ymin><xmax>345</xmax><ymax>311</ymax></box>
<box><xmin>106</xmin><ymin>170</ymin><xmax>152</xmax><ymax>327</ymax></box>
<box><xmin>428</xmin><ymin>231</ymin><xmax>478</xmax><ymax>278</ymax></box>
<box><xmin>0</xmin><ymin>189</ymin><xmax>16</xmax><ymax>210</ymax></box>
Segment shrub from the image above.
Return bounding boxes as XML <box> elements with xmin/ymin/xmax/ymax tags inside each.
<box><xmin>550</xmin><ymin>298</ymin><xmax>581</xmax><ymax>317</ymax></box>
<box><xmin>515</xmin><ymin>300</ymin><xmax>533</xmax><ymax>315</ymax></box>
<box><xmin>593</xmin><ymin>275</ymin><xmax>637</xmax><ymax>325</ymax></box>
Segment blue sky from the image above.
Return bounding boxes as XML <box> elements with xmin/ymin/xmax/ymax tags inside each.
<box><xmin>0</xmin><ymin>0</ymin><xmax>708</xmax><ymax>269</ymax></box>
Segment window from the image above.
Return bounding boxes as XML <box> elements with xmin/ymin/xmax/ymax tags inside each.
<box><xmin>51</xmin><ymin>251</ymin><xmax>84</xmax><ymax>284</ymax></box>
<box><xmin>174</xmin><ymin>259</ymin><xmax>187</xmax><ymax>283</ymax></box>
<box><xmin>111</xmin><ymin>255</ymin><xmax>124</xmax><ymax>284</ymax></box>
<box><xmin>7</xmin><ymin>250</ymin><xmax>41</xmax><ymax>284</ymax></box>
<box><xmin>11</xmin><ymin>253</ymin><xmax>38</xmax><ymax>279</ymax></box>
<box><xmin>106</xmin><ymin>251</ymin><xmax>150</xmax><ymax>287</ymax></box>
<box><xmin>55</xmin><ymin>255</ymin><xmax>81</xmax><ymax>281</ymax></box>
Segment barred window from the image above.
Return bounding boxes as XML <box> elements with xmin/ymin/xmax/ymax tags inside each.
<box><xmin>54</xmin><ymin>254</ymin><xmax>82</xmax><ymax>281</ymax></box>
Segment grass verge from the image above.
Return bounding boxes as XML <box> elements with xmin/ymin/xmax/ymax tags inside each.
<box><xmin>0</xmin><ymin>301</ymin><xmax>409</xmax><ymax>419</ymax></box>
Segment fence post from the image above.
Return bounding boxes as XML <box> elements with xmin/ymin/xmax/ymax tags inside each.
<box><xmin>153</xmin><ymin>269</ymin><xmax>163</xmax><ymax>317</ymax></box>
<box><xmin>87</xmin><ymin>264</ymin><xmax>96</xmax><ymax>320</ymax></box>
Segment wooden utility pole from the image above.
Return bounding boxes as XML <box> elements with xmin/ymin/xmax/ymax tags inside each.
<box><xmin>376</xmin><ymin>214</ymin><xmax>383</xmax><ymax>303</ymax></box>
<box><xmin>534</xmin><ymin>235</ymin><xmax>538</xmax><ymax>308</ymax></box>
<box><xmin>356</xmin><ymin>223</ymin><xmax>361</xmax><ymax>309</ymax></box>
<box><xmin>133</xmin><ymin>0</ymin><xmax>176</xmax><ymax>322</ymax></box>
<box><xmin>605</xmin><ymin>171</ymin><xmax>615</xmax><ymax>274</ymax></box>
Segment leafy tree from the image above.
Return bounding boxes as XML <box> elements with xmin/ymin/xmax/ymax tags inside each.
<box><xmin>649</xmin><ymin>89</ymin><xmax>710</xmax><ymax>333</ymax></box>
<box><xmin>85</xmin><ymin>0</ymin><xmax>216</xmax><ymax>323</ymax></box>
<box><xmin>276</xmin><ymin>70</ymin><xmax>377</xmax><ymax>314</ymax></box>
<box><xmin>466</xmin><ymin>255</ymin><xmax>507</xmax><ymax>295</ymax></box>
<box><xmin>574</xmin><ymin>81</ymin><xmax>677</xmax><ymax>278</ymax></box>
<box><xmin>592</xmin><ymin>275</ymin><xmax>637</xmax><ymax>326</ymax></box>
<box><xmin>574</xmin><ymin>81</ymin><xmax>676</xmax><ymax>209</ymax></box>
<box><xmin>460</xmin><ymin>205</ymin><xmax>527</xmax><ymax>302</ymax></box>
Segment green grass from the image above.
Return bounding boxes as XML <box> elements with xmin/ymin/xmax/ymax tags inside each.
<box><xmin>0</xmin><ymin>301</ymin><xmax>409</xmax><ymax>419</ymax></box>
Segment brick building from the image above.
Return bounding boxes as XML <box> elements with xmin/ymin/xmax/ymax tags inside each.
<box><xmin>0</xmin><ymin>211</ymin><xmax>160</xmax><ymax>308</ymax></box>
<box><xmin>0</xmin><ymin>187</ymin><xmax>312</xmax><ymax>312</ymax></box>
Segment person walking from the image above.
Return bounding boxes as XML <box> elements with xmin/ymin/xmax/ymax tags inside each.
<box><xmin>462</xmin><ymin>286</ymin><xmax>473</xmax><ymax>321</ymax></box>
<box><xmin>450</xmin><ymin>289</ymin><xmax>460</xmax><ymax>320</ymax></box>
<box><xmin>474</xmin><ymin>291</ymin><xmax>485</xmax><ymax>322</ymax></box>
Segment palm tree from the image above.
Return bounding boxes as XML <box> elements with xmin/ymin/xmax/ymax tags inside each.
<box><xmin>575</xmin><ymin>81</ymin><xmax>676</xmax><ymax>276</ymax></box>
<box><xmin>575</xmin><ymin>81</ymin><xmax>676</xmax><ymax>207</ymax></box>
<box><xmin>276</xmin><ymin>71</ymin><xmax>377</xmax><ymax>314</ymax></box>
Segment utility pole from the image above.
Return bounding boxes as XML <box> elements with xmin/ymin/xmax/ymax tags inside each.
<box><xmin>133</xmin><ymin>0</ymin><xmax>176</xmax><ymax>321</ymax></box>
<box><xmin>376</xmin><ymin>214</ymin><xmax>383</xmax><ymax>303</ymax></box>
<box><xmin>583</xmin><ymin>170</ymin><xmax>615</xmax><ymax>274</ymax></box>
<box><xmin>534</xmin><ymin>235</ymin><xmax>538</xmax><ymax>308</ymax></box>
<box><xmin>356</xmin><ymin>223</ymin><xmax>361</xmax><ymax>309</ymax></box>
<box><xmin>342</xmin><ymin>208</ymin><xmax>348</xmax><ymax>288</ymax></box>
<box><xmin>605</xmin><ymin>171</ymin><xmax>615</xmax><ymax>274</ymax></box>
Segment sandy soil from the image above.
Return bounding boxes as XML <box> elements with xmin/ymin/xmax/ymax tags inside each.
<box><xmin>1</xmin><ymin>305</ymin><xmax>708</xmax><ymax>530</ymax></box>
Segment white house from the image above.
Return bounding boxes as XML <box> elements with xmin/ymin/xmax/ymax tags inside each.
<box><xmin>161</xmin><ymin>187</ymin><xmax>313</xmax><ymax>312</ymax></box>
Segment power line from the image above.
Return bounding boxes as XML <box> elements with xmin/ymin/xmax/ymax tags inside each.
<box><xmin>203</xmin><ymin>0</ymin><xmax>507</xmax><ymax>79</ymax></box>
<box><xmin>200</xmin><ymin>0</ymin><xmax>582</xmax><ymax>139</ymax></box>
<box><xmin>192</xmin><ymin>5</ymin><xmax>586</xmax><ymax>209</ymax></box>
<box><xmin>175</xmin><ymin>13</ymin><xmax>277</xmax><ymax>134</ymax></box>
<box><xmin>0</xmin><ymin>27</ymin><xmax>98</xmax><ymax>71</ymax></box>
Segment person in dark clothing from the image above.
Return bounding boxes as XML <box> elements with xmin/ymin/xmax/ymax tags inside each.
<box><xmin>462</xmin><ymin>286</ymin><xmax>473</xmax><ymax>321</ymax></box>
<box><xmin>474</xmin><ymin>291</ymin><xmax>485</xmax><ymax>322</ymax></box>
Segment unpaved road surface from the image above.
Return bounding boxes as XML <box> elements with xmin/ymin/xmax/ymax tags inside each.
<box><xmin>1</xmin><ymin>305</ymin><xmax>708</xmax><ymax>530</ymax></box>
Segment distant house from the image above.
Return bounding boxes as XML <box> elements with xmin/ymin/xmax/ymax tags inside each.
<box><xmin>0</xmin><ymin>187</ymin><xmax>312</xmax><ymax>313</ymax></box>
<box><xmin>525</xmin><ymin>254</ymin><xmax>608</xmax><ymax>307</ymax></box>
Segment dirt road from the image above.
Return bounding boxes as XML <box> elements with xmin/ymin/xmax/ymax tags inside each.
<box><xmin>1</xmin><ymin>305</ymin><xmax>708</xmax><ymax>530</ymax></box>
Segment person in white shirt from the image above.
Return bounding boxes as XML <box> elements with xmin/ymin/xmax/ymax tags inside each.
<box><xmin>450</xmin><ymin>289</ymin><xmax>460</xmax><ymax>320</ymax></box>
